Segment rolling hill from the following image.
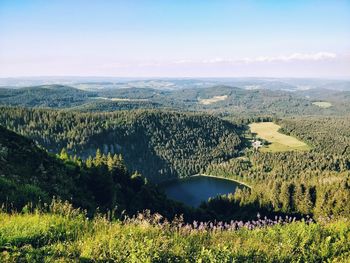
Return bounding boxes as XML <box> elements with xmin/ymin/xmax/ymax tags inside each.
<box><xmin>0</xmin><ymin>107</ymin><xmax>244</xmax><ymax>182</ymax></box>
<box><xmin>1</xmin><ymin>84</ymin><xmax>350</xmax><ymax>115</ymax></box>
<box><xmin>0</xmin><ymin>85</ymin><xmax>96</xmax><ymax>108</ymax></box>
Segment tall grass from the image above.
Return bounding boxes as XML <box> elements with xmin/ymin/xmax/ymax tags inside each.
<box><xmin>0</xmin><ymin>200</ymin><xmax>349</xmax><ymax>262</ymax></box>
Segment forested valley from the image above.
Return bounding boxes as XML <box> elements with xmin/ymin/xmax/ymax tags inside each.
<box><xmin>2</xmin><ymin>0</ymin><xmax>350</xmax><ymax>260</ymax></box>
<box><xmin>1</xmin><ymin>86</ymin><xmax>350</xmax><ymax>262</ymax></box>
<box><xmin>1</xmin><ymin>105</ymin><xmax>349</xmax><ymax>221</ymax></box>
<box><xmin>0</xmin><ymin>107</ymin><xmax>243</xmax><ymax>182</ymax></box>
<box><xmin>205</xmin><ymin>117</ymin><xmax>350</xmax><ymax>220</ymax></box>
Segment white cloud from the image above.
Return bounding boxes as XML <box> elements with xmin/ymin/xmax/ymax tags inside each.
<box><xmin>167</xmin><ymin>52</ymin><xmax>338</xmax><ymax>65</ymax></box>
<box><xmin>172</xmin><ymin>59</ymin><xmax>193</xmax><ymax>64</ymax></box>
<box><xmin>241</xmin><ymin>52</ymin><xmax>337</xmax><ymax>63</ymax></box>
<box><xmin>96</xmin><ymin>52</ymin><xmax>339</xmax><ymax>70</ymax></box>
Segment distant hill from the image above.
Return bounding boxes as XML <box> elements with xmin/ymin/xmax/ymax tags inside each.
<box><xmin>73</xmin><ymin>100</ymin><xmax>162</xmax><ymax>112</ymax></box>
<box><xmin>316</xmin><ymin>81</ymin><xmax>350</xmax><ymax>91</ymax></box>
<box><xmin>296</xmin><ymin>88</ymin><xmax>350</xmax><ymax>114</ymax></box>
<box><xmin>95</xmin><ymin>85</ymin><xmax>316</xmax><ymax>115</ymax></box>
<box><xmin>0</xmin><ymin>85</ymin><xmax>96</xmax><ymax>108</ymax></box>
<box><xmin>1</xmin><ymin>83</ymin><xmax>350</xmax><ymax>115</ymax></box>
<box><xmin>164</xmin><ymin>86</ymin><xmax>327</xmax><ymax>115</ymax></box>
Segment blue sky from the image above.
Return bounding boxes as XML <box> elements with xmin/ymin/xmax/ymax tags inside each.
<box><xmin>1</xmin><ymin>0</ymin><xmax>349</xmax><ymax>77</ymax></box>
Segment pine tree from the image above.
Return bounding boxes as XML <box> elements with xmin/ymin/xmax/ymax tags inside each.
<box><xmin>59</xmin><ymin>148</ymin><xmax>69</xmax><ymax>161</ymax></box>
<box><xmin>86</xmin><ymin>156</ymin><xmax>93</xmax><ymax>168</ymax></box>
<box><xmin>280</xmin><ymin>182</ymin><xmax>295</xmax><ymax>213</ymax></box>
<box><xmin>94</xmin><ymin>149</ymin><xmax>103</xmax><ymax>167</ymax></box>
<box><xmin>107</xmin><ymin>152</ymin><xmax>114</xmax><ymax>172</ymax></box>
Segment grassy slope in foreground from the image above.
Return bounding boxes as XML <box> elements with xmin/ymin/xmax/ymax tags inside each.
<box><xmin>249</xmin><ymin>122</ymin><xmax>310</xmax><ymax>152</ymax></box>
<box><xmin>1</xmin><ymin>210</ymin><xmax>349</xmax><ymax>262</ymax></box>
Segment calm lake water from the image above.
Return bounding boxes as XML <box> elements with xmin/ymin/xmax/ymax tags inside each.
<box><xmin>161</xmin><ymin>175</ymin><xmax>245</xmax><ymax>207</ymax></box>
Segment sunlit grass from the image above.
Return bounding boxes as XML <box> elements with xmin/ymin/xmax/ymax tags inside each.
<box><xmin>249</xmin><ymin>122</ymin><xmax>310</xmax><ymax>152</ymax></box>
<box><xmin>199</xmin><ymin>95</ymin><xmax>228</xmax><ymax>105</ymax></box>
<box><xmin>312</xmin><ymin>101</ymin><xmax>332</xmax><ymax>108</ymax></box>
<box><xmin>1</xmin><ymin>202</ymin><xmax>350</xmax><ymax>262</ymax></box>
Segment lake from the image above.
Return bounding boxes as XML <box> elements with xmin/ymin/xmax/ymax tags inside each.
<box><xmin>160</xmin><ymin>175</ymin><xmax>245</xmax><ymax>207</ymax></box>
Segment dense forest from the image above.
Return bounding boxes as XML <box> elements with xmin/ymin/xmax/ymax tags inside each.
<box><xmin>0</xmin><ymin>125</ymin><xmax>194</xmax><ymax>218</ymax></box>
<box><xmin>1</xmin><ymin>86</ymin><xmax>350</xmax><ymax>261</ymax></box>
<box><xmin>0</xmin><ymin>85</ymin><xmax>96</xmax><ymax>108</ymax></box>
<box><xmin>205</xmin><ymin>117</ymin><xmax>350</xmax><ymax>219</ymax></box>
<box><xmin>1</xmin><ymin>84</ymin><xmax>350</xmax><ymax>115</ymax></box>
<box><xmin>0</xmin><ymin>124</ymin><xmax>292</xmax><ymax>223</ymax></box>
<box><xmin>0</xmin><ymin>106</ymin><xmax>243</xmax><ymax>182</ymax></box>
<box><xmin>1</xmin><ymin>105</ymin><xmax>349</xmax><ymax>221</ymax></box>
<box><xmin>2</xmin><ymin>0</ymin><xmax>350</xmax><ymax>259</ymax></box>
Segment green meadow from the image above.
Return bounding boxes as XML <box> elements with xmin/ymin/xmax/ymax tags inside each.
<box><xmin>312</xmin><ymin>101</ymin><xmax>333</xmax><ymax>108</ymax></box>
<box><xmin>1</xmin><ymin>202</ymin><xmax>350</xmax><ymax>262</ymax></box>
<box><xmin>249</xmin><ymin>122</ymin><xmax>310</xmax><ymax>152</ymax></box>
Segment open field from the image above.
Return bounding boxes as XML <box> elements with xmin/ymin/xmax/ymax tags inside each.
<box><xmin>199</xmin><ymin>95</ymin><xmax>228</xmax><ymax>105</ymax></box>
<box><xmin>94</xmin><ymin>97</ymin><xmax>149</xmax><ymax>102</ymax></box>
<box><xmin>312</xmin><ymin>101</ymin><xmax>332</xmax><ymax>108</ymax></box>
<box><xmin>249</xmin><ymin>122</ymin><xmax>310</xmax><ymax>152</ymax></box>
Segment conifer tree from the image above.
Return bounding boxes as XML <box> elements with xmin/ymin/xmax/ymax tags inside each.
<box><xmin>59</xmin><ymin>148</ymin><xmax>69</xmax><ymax>161</ymax></box>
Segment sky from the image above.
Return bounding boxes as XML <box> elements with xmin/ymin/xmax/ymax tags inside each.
<box><xmin>0</xmin><ymin>0</ymin><xmax>350</xmax><ymax>78</ymax></box>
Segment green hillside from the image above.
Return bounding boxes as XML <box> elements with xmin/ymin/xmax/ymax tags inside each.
<box><xmin>0</xmin><ymin>125</ymin><xmax>193</xmax><ymax>218</ymax></box>
<box><xmin>2</xmin><ymin>84</ymin><xmax>350</xmax><ymax>115</ymax></box>
<box><xmin>0</xmin><ymin>107</ymin><xmax>244</xmax><ymax>182</ymax></box>
<box><xmin>0</xmin><ymin>85</ymin><xmax>96</xmax><ymax>108</ymax></box>
<box><xmin>1</xmin><ymin>104</ymin><xmax>350</xmax><ymax>262</ymax></box>
<box><xmin>0</xmin><ymin>125</ymin><xmax>78</xmax><ymax>207</ymax></box>
<box><xmin>1</xmin><ymin>204</ymin><xmax>349</xmax><ymax>262</ymax></box>
<box><xmin>205</xmin><ymin>117</ymin><xmax>350</xmax><ymax>219</ymax></box>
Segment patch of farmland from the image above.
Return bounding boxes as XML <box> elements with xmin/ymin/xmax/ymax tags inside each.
<box><xmin>93</xmin><ymin>97</ymin><xmax>149</xmax><ymax>102</ymax></box>
<box><xmin>199</xmin><ymin>95</ymin><xmax>228</xmax><ymax>105</ymax></box>
<box><xmin>249</xmin><ymin>122</ymin><xmax>310</xmax><ymax>152</ymax></box>
<box><xmin>312</xmin><ymin>101</ymin><xmax>332</xmax><ymax>108</ymax></box>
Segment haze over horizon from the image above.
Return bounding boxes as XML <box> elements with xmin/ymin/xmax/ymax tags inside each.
<box><xmin>1</xmin><ymin>0</ymin><xmax>350</xmax><ymax>78</ymax></box>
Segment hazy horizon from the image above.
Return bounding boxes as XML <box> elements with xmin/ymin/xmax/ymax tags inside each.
<box><xmin>1</xmin><ymin>0</ymin><xmax>350</xmax><ymax>78</ymax></box>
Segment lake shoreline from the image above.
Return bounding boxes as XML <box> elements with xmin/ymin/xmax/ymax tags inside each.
<box><xmin>194</xmin><ymin>174</ymin><xmax>252</xmax><ymax>189</ymax></box>
<box><xmin>160</xmin><ymin>174</ymin><xmax>249</xmax><ymax>207</ymax></box>
<box><xmin>158</xmin><ymin>174</ymin><xmax>251</xmax><ymax>189</ymax></box>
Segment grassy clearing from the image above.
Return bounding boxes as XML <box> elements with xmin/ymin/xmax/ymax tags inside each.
<box><xmin>249</xmin><ymin>122</ymin><xmax>310</xmax><ymax>152</ymax></box>
<box><xmin>94</xmin><ymin>97</ymin><xmax>149</xmax><ymax>102</ymax></box>
<box><xmin>1</xmin><ymin>209</ymin><xmax>350</xmax><ymax>262</ymax></box>
<box><xmin>312</xmin><ymin>101</ymin><xmax>332</xmax><ymax>108</ymax></box>
<box><xmin>199</xmin><ymin>95</ymin><xmax>228</xmax><ymax>105</ymax></box>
